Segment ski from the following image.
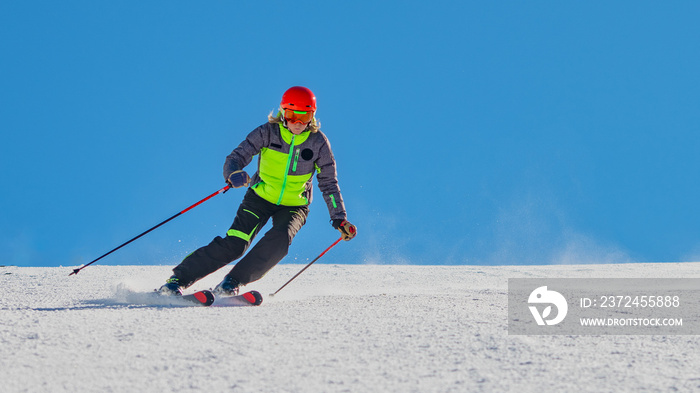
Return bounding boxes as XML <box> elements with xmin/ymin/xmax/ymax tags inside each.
<box><xmin>152</xmin><ymin>289</ymin><xmax>215</xmax><ymax>306</ymax></box>
<box><xmin>182</xmin><ymin>289</ymin><xmax>215</xmax><ymax>306</ymax></box>
<box><xmin>214</xmin><ymin>290</ymin><xmax>263</xmax><ymax>307</ymax></box>
<box><xmin>152</xmin><ymin>289</ymin><xmax>262</xmax><ymax>307</ymax></box>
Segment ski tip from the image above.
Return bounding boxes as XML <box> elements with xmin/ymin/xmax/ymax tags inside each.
<box><xmin>193</xmin><ymin>291</ymin><xmax>208</xmax><ymax>303</ymax></box>
<box><xmin>193</xmin><ymin>289</ymin><xmax>216</xmax><ymax>306</ymax></box>
<box><xmin>242</xmin><ymin>290</ymin><xmax>263</xmax><ymax>306</ymax></box>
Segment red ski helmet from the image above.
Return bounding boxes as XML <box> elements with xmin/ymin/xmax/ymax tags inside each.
<box><xmin>280</xmin><ymin>86</ymin><xmax>317</xmax><ymax>112</ymax></box>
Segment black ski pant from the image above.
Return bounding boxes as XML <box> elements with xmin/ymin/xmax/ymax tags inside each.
<box><xmin>173</xmin><ymin>189</ymin><xmax>309</xmax><ymax>288</ymax></box>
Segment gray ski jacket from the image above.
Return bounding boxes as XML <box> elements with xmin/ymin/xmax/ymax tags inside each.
<box><xmin>223</xmin><ymin>122</ymin><xmax>347</xmax><ymax>221</ymax></box>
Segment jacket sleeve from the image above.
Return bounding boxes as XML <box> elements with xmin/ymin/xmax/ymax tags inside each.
<box><xmin>315</xmin><ymin>134</ymin><xmax>347</xmax><ymax>221</ymax></box>
<box><xmin>223</xmin><ymin>124</ymin><xmax>269</xmax><ymax>181</ymax></box>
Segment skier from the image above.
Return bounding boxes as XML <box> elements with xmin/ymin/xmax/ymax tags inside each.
<box><xmin>159</xmin><ymin>86</ymin><xmax>356</xmax><ymax>296</ymax></box>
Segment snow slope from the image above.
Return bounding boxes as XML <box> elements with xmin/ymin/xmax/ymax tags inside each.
<box><xmin>2</xmin><ymin>263</ymin><xmax>700</xmax><ymax>392</ymax></box>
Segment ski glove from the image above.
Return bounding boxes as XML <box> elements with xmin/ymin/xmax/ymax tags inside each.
<box><xmin>332</xmin><ymin>219</ymin><xmax>357</xmax><ymax>241</ymax></box>
<box><xmin>227</xmin><ymin>170</ymin><xmax>251</xmax><ymax>188</ymax></box>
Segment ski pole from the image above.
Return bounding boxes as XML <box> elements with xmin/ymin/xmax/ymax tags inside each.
<box><xmin>69</xmin><ymin>185</ymin><xmax>231</xmax><ymax>276</ymax></box>
<box><xmin>269</xmin><ymin>237</ymin><xmax>343</xmax><ymax>297</ymax></box>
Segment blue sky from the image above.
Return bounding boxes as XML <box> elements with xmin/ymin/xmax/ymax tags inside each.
<box><xmin>2</xmin><ymin>2</ymin><xmax>699</xmax><ymax>268</ymax></box>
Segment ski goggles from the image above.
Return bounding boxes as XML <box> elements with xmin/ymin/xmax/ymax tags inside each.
<box><xmin>283</xmin><ymin>108</ymin><xmax>314</xmax><ymax>124</ymax></box>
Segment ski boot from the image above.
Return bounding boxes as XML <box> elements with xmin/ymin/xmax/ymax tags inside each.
<box><xmin>213</xmin><ymin>275</ymin><xmax>240</xmax><ymax>296</ymax></box>
<box><xmin>158</xmin><ymin>275</ymin><xmax>183</xmax><ymax>296</ymax></box>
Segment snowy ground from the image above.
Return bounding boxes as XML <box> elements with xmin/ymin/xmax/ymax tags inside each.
<box><xmin>2</xmin><ymin>263</ymin><xmax>700</xmax><ymax>392</ymax></box>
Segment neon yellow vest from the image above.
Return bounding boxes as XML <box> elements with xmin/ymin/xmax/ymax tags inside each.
<box><xmin>252</xmin><ymin>124</ymin><xmax>314</xmax><ymax>206</ymax></box>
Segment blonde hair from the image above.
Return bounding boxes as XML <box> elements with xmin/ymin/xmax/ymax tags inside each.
<box><xmin>268</xmin><ymin>110</ymin><xmax>321</xmax><ymax>133</ymax></box>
